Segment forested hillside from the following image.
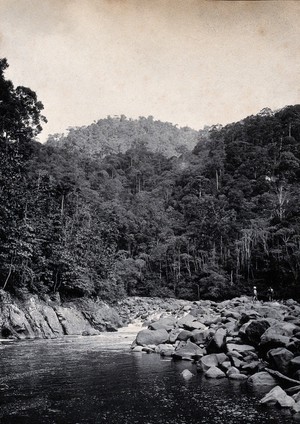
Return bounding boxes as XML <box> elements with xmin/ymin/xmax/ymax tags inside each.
<box><xmin>1</xmin><ymin>58</ymin><xmax>300</xmax><ymax>302</ymax></box>
<box><xmin>47</xmin><ymin>116</ymin><xmax>200</xmax><ymax>158</ymax></box>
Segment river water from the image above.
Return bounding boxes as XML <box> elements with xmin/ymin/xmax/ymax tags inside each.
<box><xmin>0</xmin><ymin>325</ymin><xmax>297</xmax><ymax>423</ymax></box>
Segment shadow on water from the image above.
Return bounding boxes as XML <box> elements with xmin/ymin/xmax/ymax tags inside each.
<box><xmin>0</xmin><ymin>334</ymin><xmax>298</xmax><ymax>423</ymax></box>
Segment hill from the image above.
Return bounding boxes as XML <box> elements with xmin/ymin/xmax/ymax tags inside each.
<box><xmin>46</xmin><ymin>115</ymin><xmax>200</xmax><ymax>158</ymax></box>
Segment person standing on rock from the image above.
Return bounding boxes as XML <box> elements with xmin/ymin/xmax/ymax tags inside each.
<box><xmin>267</xmin><ymin>287</ymin><xmax>274</xmax><ymax>302</ymax></box>
<box><xmin>253</xmin><ymin>286</ymin><xmax>258</xmax><ymax>302</ymax></box>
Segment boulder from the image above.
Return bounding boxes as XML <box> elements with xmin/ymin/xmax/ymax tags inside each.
<box><xmin>177</xmin><ymin>330</ymin><xmax>193</xmax><ymax>342</ymax></box>
<box><xmin>227</xmin><ymin>366</ymin><xmax>239</xmax><ymax>377</ymax></box>
<box><xmin>206</xmin><ymin>328</ymin><xmax>227</xmax><ymax>354</ymax></box>
<box><xmin>136</xmin><ymin>328</ymin><xmax>169</xmax><ymax>346</ymax></box>
<box><xmin>177</xmin><ymin>314</ymin><xmax>206</xmax><ymax>331</ymax></box>
<box><xmin>243</xmin><ymin>320</ymin><xmax>270</xmax><ymax>346</ymax></box>
<box><xmin>191</xmin><ymin>329</ymin><xmax>209</xmax><ymax>345</ymax></box>
<box><xmin>247</xmin><ymin>372</ymin><xmax>277</xmax><ymax>389</ymax></box>
<box><xmin>149</xmin><ymin>316</ymin><xmax>176</xmax><ymax>331</ymax></box>
<box><xmin>222</xmin><ymin>310</ymin><xmax>241</xmax><ymax>320</ymax></box>
<box><xmin>254</xmin><ymin>305</ymin><xmax>284</xmax><ymax>321</ymax></box>
<box><xmin>198</xmin><ymin>354</ymin><xmax>219</xmax><ymax>372</ymax></box>
<box><xmin>155</xmin><ymin>343</ymin><xmax>174</xmax><ymax>355</ymax></box>
<box><xmin>181</xmin><ymin>369</ymin><xmax>194</xmax><ymax>380</ymax></box>
<box><xmin>198</xmin><ymin>353</ymin><xmax>228</xmax><ymax>372</ymax></box>
<box><xmin>259</xmin><ymin>332</ymin><xmax>291</xmax><ymax>356</ymax></box>
<box><xmin>173</xmin><ymin>340</ymin><xmax>204</xmax><ymax>360</ymax></box>
<box><xmin>262</xmin><ymin>322</ymin><xmax>297</xmax><ymax>338</ymax></box>
<box><xmin>290</xmin><ymin>356</ymin><xmax>300</xmax><ymax>372</ymax></box>
<box><xmin>227</xmin><ymin>343</ymin><xmax>256</xmax><ymax>353</ymax></box>
<box><xmin>229</xmin><ymin>373</ymin><xmax>248</xmax><ymax>380</ymax></box>
<box><xmin>260</xmin><ymin>385</ymin><xmax>295</xmax><ymax>408</ymax></box>
<box><xmin>241</xmin><ymin>361</ymin><xmax>260</xmax><ymax>374</ymax></box>
<box><xmin>169</xmin><ymin>329</ymin><xmax>182</xmax><ymax>343</ymax></box>
<box><xmin>231</xmin><ymin>357</ymin><xmax>243</xmax><ymax>369</ymax></box>
<box><xmin>205</xmin><ymin>366</ymin><xmax>226</xmax><ymax>379</ymax></box>
<box><xmin>293</xmin><ymin>401</ymin><xmax>300</xmax><ymax>414</ymax></box>
<box><xmin>267</xmin><ymin>347</ymin><xmax>294</xmax><ymax>375</ymax></box>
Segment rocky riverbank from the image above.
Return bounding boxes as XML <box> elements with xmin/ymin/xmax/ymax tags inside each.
<box><xmin>0</xmin><ymin>290</ymin><xmax>123</xmax><ymax>339</ymax></box>
<box><xmin>131</xmin><ymin>296</ymin><xmax>300</xmax><ymax>418</ymax></box>
<box><xmin>4</xmin><ymin>290</ymin><xmax>300</xmax><ymax>416</ymax></box>
<box><xmin>0</xmin><ymin>290</ymin><xmax>192</xmax><ymax>340</ymax></box>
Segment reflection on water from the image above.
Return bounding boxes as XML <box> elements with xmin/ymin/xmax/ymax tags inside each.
<box><xmin>0</xmin><ymin>330</ymin><xmax>296</xmax><ymax>423</ymax></box>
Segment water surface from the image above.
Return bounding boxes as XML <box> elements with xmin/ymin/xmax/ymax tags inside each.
<box><xmin>0</xmin><ymin>329</ymin><xmax>297</xmax><ymax>423</ymax></box>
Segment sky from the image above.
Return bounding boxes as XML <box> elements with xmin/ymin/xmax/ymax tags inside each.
<box><xmin>0</xmin><ymin>0</ymin><xmax>300</xmax><ymax>142</ymax></box>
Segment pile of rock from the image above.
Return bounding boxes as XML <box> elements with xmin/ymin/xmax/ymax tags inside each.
<box><xmin>131</xmin><ymin>296</ymin><xmax>300</xmax><ymax>417</ymax></box>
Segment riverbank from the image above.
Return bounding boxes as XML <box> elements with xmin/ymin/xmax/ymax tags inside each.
<box><xmin>2</xmin><ymin>291</ymin><xmax>300</xmax><ymax>417</ymax></box>
<box><xmin>131</xmin><ymin>295</ymin><xmax>300</xmax><ymax>417</ymax></box>
<box><xmin>0</xmin><ymin>290</ymin><xmax>193</xmax><ymax>340</ymax></box>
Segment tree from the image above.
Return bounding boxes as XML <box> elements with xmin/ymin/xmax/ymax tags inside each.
<box><xmin>0</xmin><ymin>58</ymin><xmax>46</xmax><ymax>291</ymax></box>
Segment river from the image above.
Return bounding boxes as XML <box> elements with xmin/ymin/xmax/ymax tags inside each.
<box><xmin>0</xmin><ymin>325</ymin><xmax>297</xmax><ymax>423</ymax></box>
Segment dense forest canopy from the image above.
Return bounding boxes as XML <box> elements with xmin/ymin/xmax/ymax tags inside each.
<box><xmin>47</xmin><ymin>115</ymin><xmax>200</xmax><ymax>158</ymax></box>
<box><xmin>1</xmin><ymin>58</ymin><xmax>300</xmax><ymax>302</ymax></box>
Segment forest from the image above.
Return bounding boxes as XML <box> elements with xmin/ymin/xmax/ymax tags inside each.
<box><xmin>1</xmin><ymin>58</ymin><xmax>300</xmax><ymax>302</ymax></box>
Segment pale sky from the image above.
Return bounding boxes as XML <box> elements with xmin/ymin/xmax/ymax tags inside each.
<box><xmin>0</xmin><ymin>0</ymin><xmax>300</xmax><ymax>142</ymax></box>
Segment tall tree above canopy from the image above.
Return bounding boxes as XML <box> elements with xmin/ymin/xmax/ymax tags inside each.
<box><xmin>0</xmin><ymin>58</ymin><xmax>47</xmax><ymax>143</ymax></box>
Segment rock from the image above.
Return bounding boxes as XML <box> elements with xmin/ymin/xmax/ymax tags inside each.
<box><xmin>263</xmin><ymin>322</ymin><xmax>297</xmax><ymax>338</ymax></box>
<box><xmin>181</xmin><ymin>369</ymin><xmax>194</xmax><ymax>380</ymax></box>
<box><xmin>132</xmin><ymin>346</ymin><xmax>143</xmax><ymax>352</ymax></box>
<box><xmin>54</xmin><ymin>306</ymin><xmax>99</xmax><ymax>336</ymax></box>
<box><xmin>290</xmin><ymin>356</ymin><xmax>300</xmax><ymax>372</ymax></box>
<box><xmin>206</xmin><ymin>328</ymin><xmax>227</xmax><ymax>354</ymax></box>
<box><xmin>260</xmin><ymin>385</ymin><xmax>295</xmax><ymax>408</ymax></box>
<box><xmin>205</xmin><ymin>366</ymin><xmax>226</xmax><ymax>379</ymax></box>
<box><xmin>227</xmin><ymin>366</ymin><xmax>240</xmax><ymax>376</ymax></box>
<box><xmin>42</xmin><ymin>305</ymin><xmax>64</xmax><ymax>336</ymax></box>
<box><xmin>4</xmin><ymin>304</ymin><xmax>35</xmax><ymax>339</ymax></box>
<box><xmin>231</xmin><ymin>357</ymin><xmax>243</xmax><ymax>369</ymax></box>
<box><xmin>198</xmin><ymin>354</ymin><xmax>219</xmax><ymax>372</ymax></box>
<box><xmin>177</xmin><ymin>330</ymin><xmax>194</xmax><ymax>341</ymax></box>
<box><xmin>24</xmin><ymin>298</ymin><xmax>64</xmax><ymax>338</ymax></box>
<box><xmin>191</xmin><ymin>329</ymin><xmax>209</xmax><ymax>345</ymax></box>
<box><xmin>173</xmin><ymin>340</ymin><xmax>204</xmax><ymax>360</ymax></box>
<box><xmin>239</xmin><ymin>311</ymin><xmax>260</xmax><ymax>326</ymax></box>
<box><xmin>230</xmin><ymin>373</ymin><xmax>248</xmax><ymax>380</ymax></box>
<box><xmin>136</xmin><ymin>328</ymin><xmax>169</xmax><ymax>346</ymax></box>
<box><xmin>243</xmin><ymin>320</ymin><xmax>270</xmax><ymax>346</ymax></box>
<box><xmin>169</xmin><ymin>328</ymin><xmax>182</xmax><ymax>343</ymax></box>
<box><xmin>293</xmin><ymin>391</ymin><xmax>300</xmax><ymax>402</ymax></box>
<box><xmin>222</xmin><ymin>310</ymin><xmax>241</xmax><ymax>320</ymax></box>
<box><xmin>227</xmin><ymin>343</ymin><xmax>256</xmax><ymax>353</ymax></box>
<box><xmin>198</xmin><ymin>353</ymin><xmax>228</xmax><ymax>372</ymax></box>
<box><xmin>259</xmin><ymin>332</ymin><xmax>291</xmax><ymax>356</ymax></box>
<box><xmin>177</xmin><ymin>314</ymin><xmax>206</xmax><ymax>331</ymax></box>
<box><xmin>292</xmin><ymin>401</ymin><xmax>300</xmax><ymax>414</ymax></box>
<box><xmin>220</xmin><ymin>360</ymin><xmax>232</xmax><ymax>372</ymax></box>
<box><xmin>247</xmin><ymin>372</ymin><xmax>277</xmax><ymax>389</ymax></box>
<box><xmin>149</xmin><ymin>316</ymin><xmax>176</xmax><ymax>331</ymax></box>
<box><xmin>255</xmin><ymin>306</ymin><xmax>284</xmax><ymax>321</ymax></box>
<box><xmin>267</xmin><ymin>347</ymin><xmax>294</xmax><ymax>375</ymax></box>
<box><xmin>241</xmin><ymin>361</ymin><xmax>260</xmax><ymax>374</ymax></box>
<box><xmin>286</xmin><ymin>340</ymin><xmax>300</xmax><ymax>356</ymax></box>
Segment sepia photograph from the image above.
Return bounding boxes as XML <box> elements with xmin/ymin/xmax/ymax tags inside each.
<box><xmin>0</xmin><ymin>0</ymin><xmax>300</xmax><ymax>422</ymax></box>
